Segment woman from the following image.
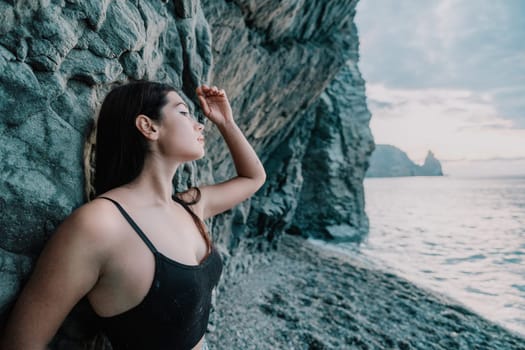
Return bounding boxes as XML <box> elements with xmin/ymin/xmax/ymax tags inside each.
<box><xmin>1</xmin><ymin>81</ymin><xmax>266</xmax><ymax>349</ymax></box>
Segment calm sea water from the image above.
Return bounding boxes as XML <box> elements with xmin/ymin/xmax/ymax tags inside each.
<box><xmin>331</xmin><ymin>176</ymin><xmax>525</xmax><ymax>336</ymax></box>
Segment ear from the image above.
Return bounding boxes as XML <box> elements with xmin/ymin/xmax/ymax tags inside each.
<box><xmin>135</xmin><ymin>114</ymin><xmax>159</xmax><ymax>141</ymax></box>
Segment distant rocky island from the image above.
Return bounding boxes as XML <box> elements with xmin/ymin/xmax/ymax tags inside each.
<box><xmin>366</xmin><ymin>144</ymin><xmax>443</xmax><ymax>177</ymax></box>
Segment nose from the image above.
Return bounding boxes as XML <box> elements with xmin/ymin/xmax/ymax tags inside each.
<box><xmin>195</xmin><ymin>120</ymin><xmax>204</xmax><ymax>131</ymax></box>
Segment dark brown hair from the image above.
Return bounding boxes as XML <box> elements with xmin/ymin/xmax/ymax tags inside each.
<box><xmin>85</xmin><ymin>81</ymin><xmax>212</xmax><ymax>253</ymax></box>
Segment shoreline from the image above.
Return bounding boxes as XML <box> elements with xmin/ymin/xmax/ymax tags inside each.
<box><xmin>306</xmin><ymin>236</ymin><xmax>525</xmax><ymax>337</ymax></box>
<box><xmin>207</xmin><ymin>234</ymin><xmax>524</xmax><ymax>349</ymax></box>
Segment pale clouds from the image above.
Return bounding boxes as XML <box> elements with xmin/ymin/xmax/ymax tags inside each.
<box><xmin>356</xmin><ymin>0</ymin><xmax>525</xmax><ymax>128</ymax></box>
<box><xmin>356</xmin><ymin>0</ymin><xmax>525</xmax><ymax>175</ymax></box>
<box><xmin>367</xmin><ymin>83</ymin><xmax>525</xmax><ymax>164</ymax></box>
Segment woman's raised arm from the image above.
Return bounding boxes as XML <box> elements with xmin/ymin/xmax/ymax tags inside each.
<box><xmin>0</xmin><ymin>205</ymin><xmax>112</xmax><ymax>349</ymax></box>
<box><xmin>193</xmin><ymin>85</ymin><xmax>266</xmax><ymax>220</ymax></box>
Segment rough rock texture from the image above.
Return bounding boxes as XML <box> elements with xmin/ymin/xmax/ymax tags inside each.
<box><xmin>0</xmin><ymin>1</ymin><xmax>213</xmax><ymax>347</ymax></box>
<box><xmin>201</xmin><ymin>0</ymin><xmax>372</xmax><ymax>249</ymax></box>
<box><xmin>366</xmin><ymin>145</ymin><xmax>443</xmax><ymax>178</ymax></box>
<box><xmin>290</xmin><ymin>61</ymin><xmax>373</xmax><ymax>242</ymax></box>
<box><xmin>0</xmin><ymin>0</ymin><xmax>372</xmax><ymax>348</ymax></box>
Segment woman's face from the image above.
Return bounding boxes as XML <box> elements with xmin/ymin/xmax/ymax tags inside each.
<box><xmin>155</xmin><ymin>91</ymin><xmax>205</xmax><ymax>162</ymax></box>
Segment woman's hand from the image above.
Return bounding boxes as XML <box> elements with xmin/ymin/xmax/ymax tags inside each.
<box><xmin>193</xmin><ymin>84</ymin><xmax>266</xmax><ymax>220</ymax></box>
<box><xmin>196</xmin><ymin>85</ymin><xmax>234</xmax><ymax>127</ymax></box>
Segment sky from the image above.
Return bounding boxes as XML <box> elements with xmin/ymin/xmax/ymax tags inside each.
<box><xmin>355</xmin><ymin>0</ymin><xmax>525</xmax><ymax>177</ymax></box>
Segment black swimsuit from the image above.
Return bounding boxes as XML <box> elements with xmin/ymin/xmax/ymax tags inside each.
<box><xmin>97</xmin><ymin>197</ymin><xmax>223</xmax><ymax>350</ymax></box>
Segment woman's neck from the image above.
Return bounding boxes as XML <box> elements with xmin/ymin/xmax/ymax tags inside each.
<box><xmin>124</xmin><ymin>154</ymin><xmax>181</xmax><ymax>205</ymax></box>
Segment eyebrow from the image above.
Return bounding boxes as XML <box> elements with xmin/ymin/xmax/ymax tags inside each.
<box><xmin>174</xmin><ymin>102</ymin><xmax>188</xmax><ymax>108</ymax></box>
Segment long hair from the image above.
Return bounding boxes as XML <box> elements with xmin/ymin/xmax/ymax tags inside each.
<box><xmin>84</xmin><ymin>81</ymin><xmax>212</xmax><ymax>253</ymax></box>
<box><xmin>94</xmin><ymin>81</ymin><xmax>174</xmax><ymax>195</ymax></box>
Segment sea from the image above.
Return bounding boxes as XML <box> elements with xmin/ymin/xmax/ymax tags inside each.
<box><xmin>315</xmin><ymin>176</ymin><xmax>525</xmax><ymax>337</ymax></box>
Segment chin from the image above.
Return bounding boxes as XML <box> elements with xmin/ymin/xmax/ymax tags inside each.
<box><xmin>192</xmin><ymin>150</ymin><xmax>205</xmax><ymax>161</ymax></box>
<box><xmin>174</xmin><ymin>150</ymin><xmax>205</xmax><ymax>163</ymax></box>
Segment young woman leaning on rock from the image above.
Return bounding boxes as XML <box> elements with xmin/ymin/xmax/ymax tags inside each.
<box><xmin>0</xmin><ymin>81</ymin><xmax>266</xmax><ymax>350</ymax></box>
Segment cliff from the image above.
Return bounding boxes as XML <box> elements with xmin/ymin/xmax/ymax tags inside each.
<box><xmin>366</xmin><ymin>144</ymin><xmax>443</xmax><ymax>177</ymax></box>
<box><xmin>0</xmin><ymin>0</ymin><xmax>373</xmax><ymax>347</ymax></box>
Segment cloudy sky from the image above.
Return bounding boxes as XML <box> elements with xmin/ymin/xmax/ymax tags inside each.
<box><xmin>355</xmin><ymin>0</ymin><xmax>525</xmax><ymax>176</ymax></box>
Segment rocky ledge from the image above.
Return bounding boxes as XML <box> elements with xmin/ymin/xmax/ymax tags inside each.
<box><xmin>207</xmin><ymin>234</ymin><xmax>524</xmax><ymax>350</ymax></box>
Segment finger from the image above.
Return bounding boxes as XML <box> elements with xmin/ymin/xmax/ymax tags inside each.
<box><xmin>197</xmin><ymin>94</ymin><xmax>211</xmax><ymax>116</ymax></box>
<box><xmin>203</xmin><ymin>85</ymin><xmax>217</xmax><ymax>96</ymax></box>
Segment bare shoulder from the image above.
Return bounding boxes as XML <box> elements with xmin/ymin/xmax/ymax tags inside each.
<box><xmin>0</xmin><ymin>198</ymin><xmax>122</xmax><ymax>348</ymax></box>
<box><xmin>68</xmin><ymin>198</ymin><xmax>122</xmax><ymax>229</ymax></box>
<box><xmin>49</xmin><ymin>198</ymin><xmax>124</xmax><ymax>254</ymax></box>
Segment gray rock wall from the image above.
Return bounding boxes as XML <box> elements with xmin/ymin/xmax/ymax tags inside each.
<box><xmin>0</xmin><ymin>0</ymin><xmax>373</xmax><ymax>347</ymax></box>
<box><xmin>292</xmin><ymin>60</ymin><xmax>374</xmax><ymax>242</ymax></box>
<box><xmin>203</xmin><ymin>0</ymin><xmax>373</xmax><ymax>248</ymax></box>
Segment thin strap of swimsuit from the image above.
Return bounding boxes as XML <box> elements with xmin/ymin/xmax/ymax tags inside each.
<box><xmin>98</xmin><ymin>196</ymin><xmax>159</xmax><ymax>254</ymax></box>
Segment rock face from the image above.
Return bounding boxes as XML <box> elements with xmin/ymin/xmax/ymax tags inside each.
<box><xmin>420</xmin><ymin>150</ymin><xmax>444</xmax><ymax>176</ymax></box>
<box><xmin>0</xmin><ymin>0</ymin><xmax>373</xmax><ymax>348</ymax></box>
<box><xmin>288</xmin><ymin>61</ymin><xmax>373</xmax><ymax>242</ymax></box>
<box><xmin>201</xmin><ymin>0</ymin><xmax>373</xmax><ymax>247</ymax></box>
<box><xmin>366</xmin><ymin>145</ymin><xmax>443</xmax><ymax>177</ymax></box>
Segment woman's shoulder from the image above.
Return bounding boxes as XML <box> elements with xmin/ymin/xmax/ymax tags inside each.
<box><xmin>55</xmin><ymin>198</ymin><xmax>125</xmax><ymax>247</ymax></box>
<box><xmin>36</xmin><ymin>198</ymin><xmax>125</xmax><ymax>270</ymax></box>
<box><xmin>71</xmin><ymin>197</ymin><xmax>121</xmax><ymax>224</ymax></box>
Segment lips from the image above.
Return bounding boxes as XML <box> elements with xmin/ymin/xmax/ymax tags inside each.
<box><xmin>197</xmin><ymin>137</ymin><xmax>205</xmax><ymax>143</ymax></box>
